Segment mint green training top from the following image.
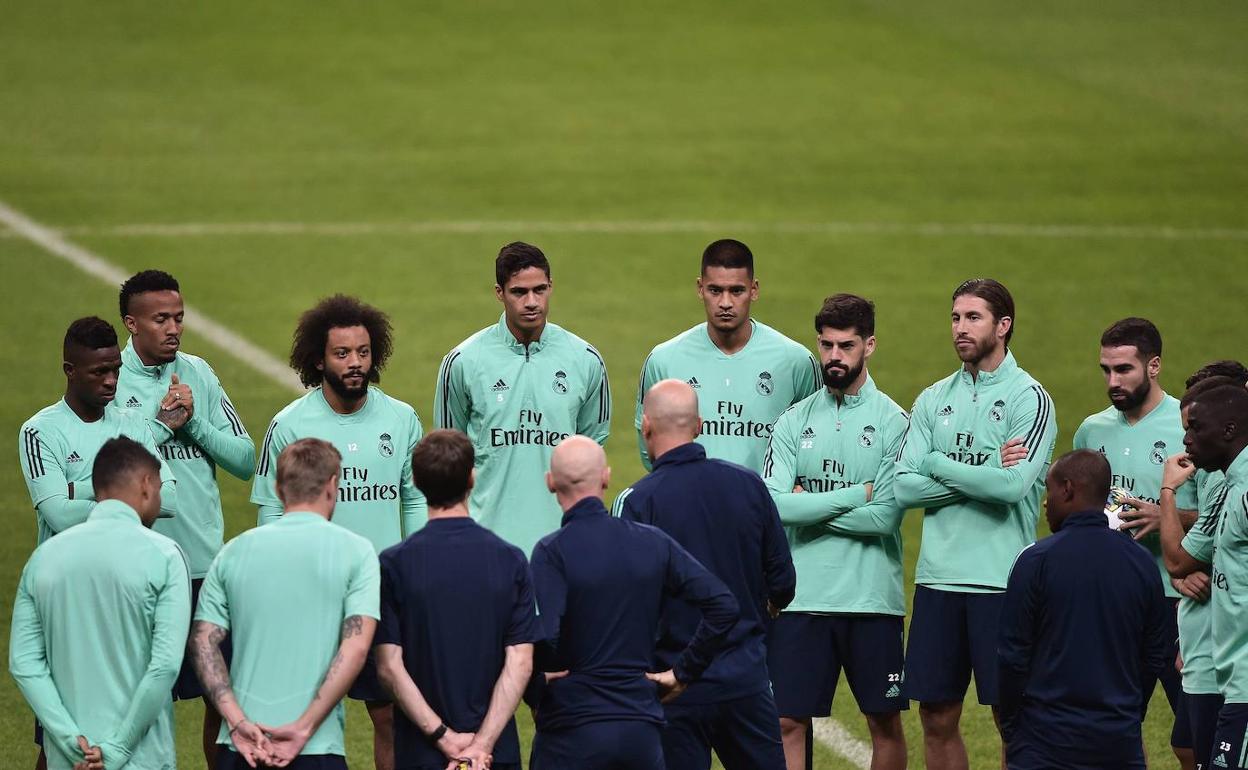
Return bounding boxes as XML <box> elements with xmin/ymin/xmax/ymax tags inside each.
<box><xmin>116</xmin><ymin>339</ymin><xmax>254</xmax><ymax>578</ymax></box>
<box><xmin>1178</xmin><ymin>470</ymin><xmax>1226</xmax><ymax>695</ymax></box>
<box><xmin>434</xmin><ymin>314</ymin><xmax>611</xmax><ymax>558</ymax></box>
<box><xmin>251</xmin><ymin>386</ymin><xmax>425</xmax><ymax>553</ymax></box>
<box><xmin>762</xmin><ymin>376</ymin><xmax>909</xmax><ymax>615</ymax></box>
<box><xmin>1209</xmin><ymin>447</ymin><xmax>1248</xmax><ymax>703</ymax></box>
<box><xmin>10</xmin><ymin>499</ymin><xmax>191</xmax><ymax>770</ymax></box>
<box><xmin>196</xmin><ymin>512</ymin><xmax>379</xmax><ymax>756</ymax></box>
<box><xmin>1073</xmin><ymin>394</ymin><xmax>1198</xmax><ymax>599</ymax></box>
<box><xmin>636</xmin><ymin>320</ymin><xmax>820</xmax><ymax>473</ymax></box>
<box><xmin>19</xmin><ymin>399</ymin><xmax>178</xmax><ymax>545</ymax></box>
<box><xmin>895</xmin><ymin>351</ymin><xmax>1058</xmax><ymax>592</ymax></box>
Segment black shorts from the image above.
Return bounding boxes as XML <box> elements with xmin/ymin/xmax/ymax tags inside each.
<box><xmin>903</xmin><ymin>586</ymin><xmax>1003</xmax><ymax>706</ymax></box>
<box><xmin>216</xmin><ymin>750</ymin><xmax>346</xmax><ymax>770</ymax></box>
<box><xmin>661</xmin><ymin>691</ymin><xmax>785</xmax><ymax>770</ymax></box>
<box><xmin>532</xmin><ymin>721</ymin><xmax>664</xmax><ymax>770</ymax></box>
<box><xmin>768</xmin><ymin>612</ymin><xmax>907</xmax><ymax>716</ymax></box>
<box><xmin>1177</xmin><ymin>692</ymin><xmax>1223</xmax><ymax>770</ymax></box>
<box><xmin>348</xmin><ymin>647</ymin><xmax>390</xmax><ymax>703</ymax></box>
<box><xmin>175</xmin><ymin>577</ymin><xmax>232</xmax><ymax>700</ymax></box>
<box><xmin>1211</xmin><ymin>703</ymin><xmax>1248</xmax><ymax>770</ymax></box>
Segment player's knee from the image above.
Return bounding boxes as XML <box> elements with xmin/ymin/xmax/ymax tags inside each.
<box><xmin>865</xmin><ymin>711</ymin><xmax>905</xmax><ymax>740</ymax></box>
<box><xmin>779</xmin><ymin>716</ymin><xmax>809</xmax><ymax>740</ymax></box>
<box><xmin>366</xmin><ymin>701</ymin><xmax>394</xmax><ymax>733</ymax></box>
<box><xmin>918</xmin><ymin>701</ymin><xmax>962</xmax><ymax>738</ymax></box>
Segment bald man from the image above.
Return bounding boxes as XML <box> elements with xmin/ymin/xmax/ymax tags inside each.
<box><xmin>614</xmin><ymin>380</ymin><xmax>793</xmax><ymax>770</ymax></box>
<box><xmin>998</xmin><ymin>450</ymin><xmax>1169</xmax><ymax>770</ymax></box>
<box><xmin>528</xmin><ymin>436</ymin><xmax>739</xmax><ymax>770</ymax></box>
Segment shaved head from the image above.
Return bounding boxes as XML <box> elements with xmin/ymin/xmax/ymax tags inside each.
<box><xmin>548</xmin><ymin>435</ymin><xmax>610</xmax><ymax>507</ymax></box>
<box><xmin>1044</xmin><ymin>449</ymin><xmax>1111</xmax><ymax>530</ymax></box>
<box><xmin>644</xmin><ymin>379</ymin><xmax>701</xmax><ymax>439</ymax></box>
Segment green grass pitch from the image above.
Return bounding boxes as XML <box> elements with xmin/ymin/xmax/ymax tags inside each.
<box><xmin>1</xmin><ymin>1</ymin><xmax>1246</xmax><ymax>768</ymax></box>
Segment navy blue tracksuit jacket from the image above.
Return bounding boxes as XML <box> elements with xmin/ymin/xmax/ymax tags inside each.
<box><xmin>998</xmin><ymin>509</ymin><xmax>1170</xmax><ymax>766</ymax></box>
<box><xmin>615</xmin><ymin>442</ymin><xmax>796</xmax><ymax>704</ymax></box>
<box><xmin>529</xmin><ymin>496</ymin><xmax>739</xmax><ymax>732</ymax></box>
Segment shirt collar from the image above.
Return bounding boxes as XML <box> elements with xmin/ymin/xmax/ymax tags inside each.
<box><xmin>425</xmin><ymin>516</ymin><xmax>478</xmax><ymax>531</ymax></box>
<box><xmin>561</xmin><ymin>496</ymin><xmax>609</xmax><ymax>526</ymax></box>
<box><xmin>496</xmin><ymin>313</ymin><xmax>547</xmax><ymax>355</ymax></box>
<box><xmin>959</xmin><ymin>349</ymin><xmax>1018</xmax><ymax>388</ymax></box>
<box><xmin>88</xmin><ymin>499</ymin><xmax>143</xmax><ymax>526</ymax></box>
<box><xmin>653</xmin><ymin>442</ymin><xmax>706</xmax><ymax>468</ymax></box>
<box><xmin>823</xmin><ymin>374</ymin><xmax>877</xmax><ymax>409</ymax></box>
<box><xmin>121</xmin><ymin>338</ymin><xmax>169</xmax><ymax>378</ymax></box>
<box><xmin>1227</xmin><ymin>445</ymin><xmax>1248</xmax><ymax>487</ymax></box>
<box><xmin>1058</xmin><ymin>509</ymin><xmax>1110</xmax><ymax>530</ymax></box>
<box><xmin>701</xmin><ymin>319</ymin><xmax>758</xmax><ymax>358</ymax></box>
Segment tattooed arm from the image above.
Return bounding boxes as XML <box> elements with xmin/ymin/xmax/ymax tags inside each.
<box><xmin>190</xmin><ymin>620</ymin><xmax>271</xmax><ymax>765</ymax></box>
<box><xmin>262</xmin><ymin>614</ymin><xmax>377</xmax><ymax>764</ymax></box>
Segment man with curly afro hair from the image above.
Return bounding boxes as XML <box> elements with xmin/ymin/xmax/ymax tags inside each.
<box><xmin>251</xmin><ymin>294</ymin><xmax>425</xmax><ymax>770</ymax></box>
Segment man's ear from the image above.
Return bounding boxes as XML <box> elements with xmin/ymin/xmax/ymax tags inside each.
<box><xmin>546</xmin><ymin>471</ymin><xmax>556</xmax><ymax>495</ymax></box>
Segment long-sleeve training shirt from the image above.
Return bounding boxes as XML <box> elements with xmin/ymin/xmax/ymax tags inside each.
<box><xmin>10</xmin><ymin>499</ymin><xmax>191</xmax><ymax>770</ymax></box>
<box><xmin>895</xmin><ymin>351</ymin><xmax>1057</xmax><ymax>591</ymax></box>
<box><xmin>435</xmin><ymin>314</ymin><xmax>611</xmax><ymax>558</ymax></box>
<box><xmin>529</xmin><ymin>496</ymin><xmax>738</xmax><ymax>731</ymax></box>
<box><xmin>634</xmin><ymin>320</ymin><xmax>820</xmax><ymax>472</ymax></box>
<box><xmin>762</xmin><ymin>376</ymin><xmax>909</xmax><ymax>615</ymax></box>
<box><xmin>998</xmin><ymin>509</ymin><xmax>1168</xmax><ymax>766</ymax></box>
<box><xmin>19</xmin><ymin>399</ymin><xmax>178</xmax><ymax>545</ymax></box>
<box><xmin>251</xmin><ymin>386</ymin><xmax>425</xmax><ymax>553</ymax></box>
<box><xmin>614</xmin><ymin>442</ymin><xmax>794</xmax><ymax>704</ymax></box>
<box><xmin>116</xmin><ymin>339</ymin><xmax>254</xmax><ymax>578</ymax></box>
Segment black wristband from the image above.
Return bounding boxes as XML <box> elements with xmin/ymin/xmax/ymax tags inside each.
<box><xmin>428</xmin><ymin>723</ymin><xmax>448</xmax><ymax>743</ymax></box>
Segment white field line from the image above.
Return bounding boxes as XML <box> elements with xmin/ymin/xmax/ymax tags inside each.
<box><xmin>814</xmin><ymin>717</ymin><xmax>872</xmax><ymax>769</ymax></box>
<box><xmin>0</xmin><ymin>218</ymin><xmax>1246</xmax><ymax>241</ymax></box>
<box><xmin>0</xmin><ymin>200</ymin><xmax>304</xmax><ymax>393</ymax></box>
<box><xmin>0</xmin><ymin>196</ymin><xmax>875</xmax><ymax>767</ymax></box>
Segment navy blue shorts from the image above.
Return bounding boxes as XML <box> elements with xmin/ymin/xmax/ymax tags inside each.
<box><xmin>532</xmin><ymin>720</ymin><xmax>664</xmax><ymax>770</ymax></box>
<box><xmin>1144</xmin><ymin>597</ymin><xmax>1184</xmax><ymax>728</ymax></box>
<box><xmin>902</xmin><ymin>586</ymin><xmax>1003</xmax><ymax>706</ymax></box>
<box><xmin>1178</xmin><ymin>692</ymin><xmax>1223</xmax><ymax>770</ymax></box>
<box><xmin>348</xmin><ymin>647</ymin><xmax>389</xmax><ymax>702</ymax></box>
<box><xmin>175</xmin><ymin>577</ymin><xmax>232</xmax><ymax>700</ymax></box>
<box><xmin>768</xmin><ymin>612</ymin><xmax>907</xmax><ymax>716</ymax></box>
<box><xmin>660</xmin><ymin>690</ymin><xmax>785</xmax><ymax>770</ymax></box>
<box><xmin>1211</xmin><ymin>703</ymin><xmax>1248</xmax><ymax>770</ymax></box>
<box><xmin>216</xmin><ymin>750</ymin><xmax>346</xmax><ymax>769</ymax></box>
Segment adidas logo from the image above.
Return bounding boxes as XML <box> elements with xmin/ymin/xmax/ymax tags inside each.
<box><xmin>1214</xmin><ymin>752</ymin><xmax>1228</xmax><ymax>768</ymax></box>
<box><xmin>66</xmin><ymin>451</ymin><xmax>83</xmax><ymax>463</ymax></box>
<box><xmin>687</xmin><ymin>377</ymin><xmax>700</xmax><ymax>389</ymax></box>
<box><xmin>800</xmin><ymin>427</ymin><xmax>816</xmax><ymax>439</ymax></box>
<box><xmin>125</xmin><ymin>396</ymin><xmax>142</xmax><ymax>408</ymax></box>
<box><xmin>491</xmin><ymin>379</ymin><xmax>509</xmax><ymax>392</ymax></box>
<box><xmin>885</xmin><ymin>684</ymin><xmax>901</xmax><ymax>699</ymax></box>
<box><xmin>937</xmin><ymin>405</ymin><xmax>953</xmax><ymax>416</ymax></box>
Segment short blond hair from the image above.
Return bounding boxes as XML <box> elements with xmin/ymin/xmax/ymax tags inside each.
<box><xmin>276</xmin><ymin>438</ymin><xmax>342</xmax><ymax>505</ymax></box>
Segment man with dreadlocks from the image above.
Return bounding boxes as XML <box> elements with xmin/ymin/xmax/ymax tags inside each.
<box><xmin>252</xmin><ymin>294</ymin><xmax>425</xmax><ymax>770</ymax></box>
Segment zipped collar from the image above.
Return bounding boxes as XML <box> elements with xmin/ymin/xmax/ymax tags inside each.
<box><xmin>653</xmin><ymin>442</ymin><xmax>707</xmax><ymax>469</ymax></box>
<box><xmin>495</xmin><ymin>313</ymin><xmax>548</xmax><ymax>356</ymax></box>
<box><xmin>122</xmin><ymin>338</ymin><xmax>172</xmax><ymax>379</ymax></box>
<box><xmin>1058</xmin><ymin>509</ymin><xmax>1110</xmax><ymax>530</ymax></box>
<box><xmin>822</xmin><ymin>374</ymin><xmax>877</xmax><ymax>411</ymax></box>
<box><xmin>89</xmin><ymin>498</ymin><xmax>143</xmax><ymax>526</ymax></box>
<box><xmin>560</xmin><ymin>495</ymin><xmax>610</xmax><ymax>526</ymax></box>
<box><xmin>957</xmin><ymin>349</ymin><xmax>1018</xmax><ymax>390</ymax></box>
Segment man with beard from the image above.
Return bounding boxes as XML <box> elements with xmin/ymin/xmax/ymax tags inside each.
<box><xmin>1073</xmin><ymin>317</ymin><xmax>1199</xmax><ymax>769</ymax></box>
<box><xmin>434</xmin><ymin>242</ymin><xmax>611</xmax><ymax>558</ymax></box>
<box><xmin>114</xmin><ymin>269</ymin><xmax>255</xmax><ymax>768</ymax></box>
<box><xmin>1157</xmin><ymin>383</ymin><xmax>1248</xmax><ymax>769</ymax></box>
<box><xmin>634</xmin><ymin>239</ymin><xmax>820</xmax><ymax>472</ymax></box>
<box><xmin>895</xmin><ymin>278</ymin><xmax>1057</xmax><ymax>770</ymax></box>
<box><xmin>18</xmin><ymin>317</ymin><xmax>179</xmax><ymax>770</ymax></box>
<box><xmin>252</xmin><ymin>295</ymin><xmax>424</xmax><ymax>770</ymax></box>
<box><xmin>761</xmin><ymin>294</ymin><xmax>909</xmax><ymax>770</ymax></box>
